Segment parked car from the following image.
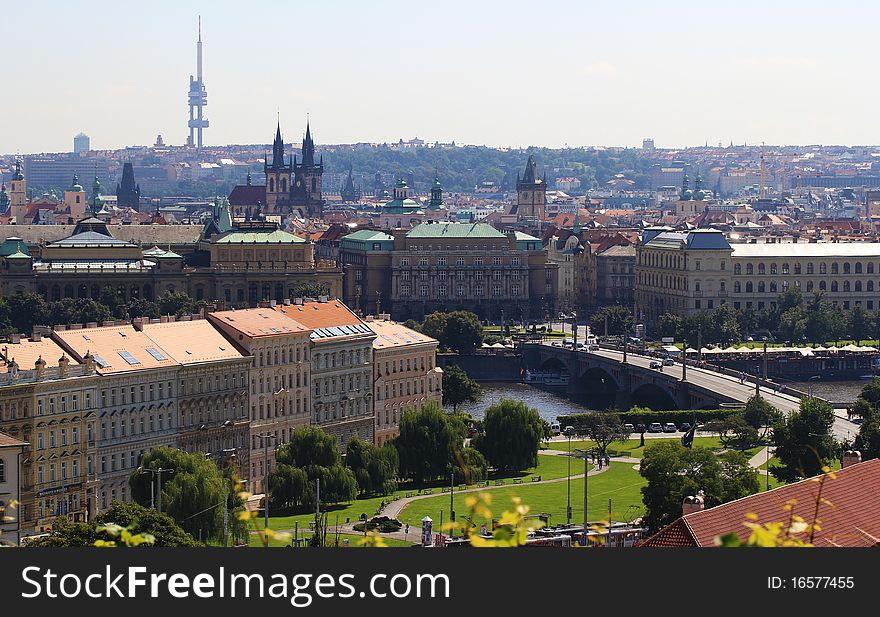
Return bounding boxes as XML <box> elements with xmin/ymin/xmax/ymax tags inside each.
<box><xmin>679</xmin><ymin>422</ymin><xmax>692</xmax><ymax>433</ymax></box>
<box><xmin>549</xmin><ymin>421</ymin><xmax>561</xmax><ymax>436</ymax></box>
<box><xmin>587</xmin><ymin>344</ymin><xmax>600</xmax><ymax>351</ymax></box>
<box><xmin>648</xmin><ymin>422</ymin><xmax>663</xmax><ymax>433</ymax></box>
<box><xmin>635</xmin><ymin>423</ymin><xmax>646</xmax><ymax>433</ymax></box>
<box><xmin>649</xmin><ymin>360</ymin><xmax>662</xmax><ymax>369</ymax></box>
<box><xmin>624</xmin><ymin>423</ymin><xmax>635</xmax><ymax>433</ymax></box>
<box><xmin>663</xmin><ymin>422</ymin><xmax>677</xmax><ymax>433</ymax></box>
<box><xmin>662</xmin><ymin>358</ymin><xmax>675</xmax><ymax>366</ymax></box>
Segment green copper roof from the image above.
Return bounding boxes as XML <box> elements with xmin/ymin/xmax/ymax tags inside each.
<box><xmin>343</xmin><ymin>229</ymin><xmax>394</xmax><ymax>242</ymax></box>
<box><xmin>340</xmin><ymin>229</ymin><xmax>394</xmax><ymax>251</ymax></box>
<box><xmin>214</xmin><ymin>229</ymin><xmax>308</xmax><ymax>244</ymax></box>
<box><xmin>382</xmin><ymin>198</ymin><xmax>422</xmax><ymax>214</ymax></box>
<box><xmin>406</xmin><ymin>222</ymin><xmax>505</xmax><ymax>239</ymax></box>
<box><xmin>0</xmin><ymin>237</ymin><xmax>29</xmax><ymax>257</ymax></box>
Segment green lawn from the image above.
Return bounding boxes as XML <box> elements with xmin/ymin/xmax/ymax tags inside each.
<box><xmin>754</xmin><ymin>456</ymin><xmax>842</xmax><ymax>492</ymax></box>
<box><xmin>246</xmin><ymin>532</ymin><xmax>414</xmax><ymax>548</ymax></box>
<box><xmin>254</xmin><ymin>453</ymin><xmax>579</xmax><ymax>532</ymax></box>
<box><xmin>397</xmin><ymin>462</ymin><xmax>647</xmax><ymax>529</ymax></box>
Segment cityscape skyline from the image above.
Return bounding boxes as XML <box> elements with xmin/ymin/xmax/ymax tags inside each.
<box><xmin>5</xmin><ymin>0</ymin><xmax>880</xmax><ymax>153</ymax></box>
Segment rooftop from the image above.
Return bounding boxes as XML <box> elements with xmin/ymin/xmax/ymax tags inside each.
<box><xmin>731</xmin><ymin>242</ymin><xmax>880</xmax><ymax>258</ymax></box>
<box><xmin>208</xmin><ymin>308</ymin><xmax>311</xmax><ymax>339</ymax></box>
<box><xmin>0</xmin><ymin>431</ymin><xmax>27</xmax><ymax>448</ymax></box>
<box><xmin>273</xmin><ymin>300</ymin><xmax>371</xmax><ymax>341</ymax></box>
<box><xmin>0</xmin><ymin>336</ymin><xmax>73</xmax><ymax>371</ymax></box>
<box><xmin>213</xmin><ymin>229</ymin><xmax>308</xmax><ymax>244</ymax></box>
<box><xmin>53</xmin><ymin>324</ymin><xmax>178</xmax><ymax>374</ymax></box>
<box><xmin>366</xmin><ymin>319</ymin><xmax>438</xmax><ymax>350</ymax></box>
<box><xmin>141</xmin><ymin>320</ymin><xmax>247</xmax><ymax>364</ymax></box>
<box><xmin>406</xmin><ymin>222</ymin><xmax>505</xmax><ymax>240</ymax></box>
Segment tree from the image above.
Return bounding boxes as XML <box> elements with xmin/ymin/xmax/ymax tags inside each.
<box><xmin>454</xmin><ymin>447</ymin><xmax>488</xmax><ymax>483</ymax></box>
<box><xmin>346</xmin><ymin>437</ymin><xmax>399</xmax><ymax>496</ymax></box>
<box><xmin>444</xmin><ymin>311</ymin><xmax>483</xmax><ymax>354</ymax></box>
<box><xmin>442</xmin><ymin>364</ymin><xmax>481</xmax><ymax>412</ymax></box>
<box><xmin>706</xmin><ymin>413</ymin><xmax>760</xmax><ymax>451</ymax></box>
<box><xmin>157</xmin><ymin>291</ymin><xmax>200</xmax><ymax>316</ymax></box>
<box><xmin>858</xmin><ymin>378</ymin><xmax>880</xmax><ymax>407</ymax></box>
<box><xmin>100</xmin><ymin>286</ymin><xmax>125</xmax><ymax>318</ymax></box>
<box><xmin>290</xmin><ymin>282</ymin><xmax>330</xmax><ymax>299</ymax></box>
<box><xmin>742</xmin><ymin>394</ymin><xmax>782</xmax><ymax>439</ymax></box>
<box><xmin>572</xmin><ymin>412</ymin><xmax>630</xmax><ymax>455</ymax></box>
<box><xmin>26</xmin><ymin>501</ymin><xmax>198</xmax><ymax>547</ymax></box>
<box><xmin>269</xmin><ymin>426</ymin><xmax>357</xmax><ymax>511</ymax></box>
<box><xmin>771</xmin><ymin>397</ymin><xmax>838</xmax><ymax>483</ymax></box>
<box><xmin>472</xmin><ymin>399</ymin><xmax>544</xmax><ymax>472</ymax></box>
<box><xmin>126</xmin><ymin>298</ymin><xmax>161</xmax><ymax>319</ymax></box>
<box><xmin>848</xmin><ymin>305</ymin><xmax>873</xmax><ymax>345</ymax></box>
<box><xmin>395</xmin><ymin>401</ymin><xmax>467</xmax><ymax>484</ymax></box>
<box><xmin>590</xmin><ymin>305</ymin><xmax>633</xmax><ymax>337</ymax></box>
<box><xmin>420</xmin><ymin>312</ymin><xmax>449</xmax><ymax>348</ymax></box>
<box><xmin>640</xmin><ymin>441</ymin><xmax>758</xmax><ymax>533</ymax></box>
<box><xmin>853</xmin><ymin>411</ymin><xmax>880</xmax><ymax>462</ymax></box>
<box><xmin>129</xmin><ymin>447</ymin><xmax>244</xmax><ymax>542</ymax></box>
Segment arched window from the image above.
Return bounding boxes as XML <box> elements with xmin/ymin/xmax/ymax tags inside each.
<box><xmin>844</xmin><ymin>281</ymin><xmax>850</xmax><ymax>292</ymax></box>
<box><xmin>794</xmin><ymin>263</ymin><xmax>801</xmax><ymax>274</ymax></box>
<box><xmin>831</xmin><ymin>263</ymin><xmax>839</xmax><ymax>274</ymax></box>
<box><xmin>782</xmin><ymin>263</ymin><xmax>789</xmax><ymax>275</ymax></box>
<box><xmin>856</xmin><ymin>262</ymin><xmax>863</xmax><ymax>274</ymax></box>
<box><xmin>831</xmin><ymin>281</ymin><xmax>838</xmax><ymax>292</ymax></box>
<box><xmin>820</xmin><ymin>263</ymin><xmax>827</xmax><ymax>274</ymax></box>
<box><xmin>747</xmin><ymin>263</ymin><xmax>754</xmax><ymax>275</ymax></box>
<box><xmin>769</xmin><ymin>281</ymin><xmax>777</xmax><ymax>293</ymax></box>
<box><xmin>269</xmin><ymin>178</ymin><xmax>275</xmax><ymax>193</ymax></box>
<box><xmin>869</xmin><ymin>281</ymin><xmax>875</xmax><ymax>292</ymax></box>
<box><xmin>844</xmin><ymin>263</ymin><xmax>851</xmax><ymax>274</ymax></box>
<box><xmin>869</xmin><ymin>263</ymin><xmax>875</xmax><ymax>274</ymax></box>
<box><xmin>806</xmin><ymin>281</ymin><xmax>814</xmax><ymax>292</ymax></box>
<box><xmin>770</xmin><ymin>263</ymin><xmax>778</xmax><ymax>275</ymax></box>
<box><xmin>746</xmin><ymin>281</ymin><xmax>753</xmax><ymax>292</ymax></box>
<box><xmin>758</xmin><ymin>281</ymin><xmax>765</xmax><ymax>292</ymax></box>
<box><xmin>734</xmin><ymin>264</ymin><xmax>741</xmax><ymax>275</ymax></box>
<box><xmin>734</xmin><ymin>281</ymin><xmax>741</xmax><ymax>293</ymax></box>
<box><xmin>807</xmin><ymin>263</ymin><xmax>814</xmax><ymax>274</ymax></box>
<box><xmin>819</xmin><ymin>281</ymin><xmax>826</xmax><ymax>291</ymax></box>
<box><xmin>855</xmin><ymin>281</ymin><xmax>862</xmax><ymax>292</ymax></box>
<box><xmin>758</xmin><ymin>263</ymin><xmax>765</xmax><ymax>275</ymax></box>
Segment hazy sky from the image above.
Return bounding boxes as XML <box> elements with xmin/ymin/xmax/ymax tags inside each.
<box><xmin>4</xmin><ymin>0</ymin><xmax>879</xmax><ymax>153</ymax></box>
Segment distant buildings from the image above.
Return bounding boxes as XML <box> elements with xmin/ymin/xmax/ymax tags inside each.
<box><xmin>115</xmin><ymin>163</ymin><xmax>140</xmax><ymax>210</ymax></box>
<box><xmin>73</xmin><ymin>133</ymin><xmax>90</xmax><ymax>154</ymax></box>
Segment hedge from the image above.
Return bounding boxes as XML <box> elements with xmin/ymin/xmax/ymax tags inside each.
<box><xmin>558</xmin><ymin>408</ymin><xmax>740</xmax><ymax>429</ymax></box>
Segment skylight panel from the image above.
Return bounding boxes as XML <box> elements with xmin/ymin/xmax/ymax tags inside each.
<box><xmin>145</xmin><ymin>347</ymin><xmax>167</xmax><ymax>361</ymax></box>
<box><xmin>118</xmin><ymin>351</ymin><xmax>140</xmax><ymax>365</ymax></box>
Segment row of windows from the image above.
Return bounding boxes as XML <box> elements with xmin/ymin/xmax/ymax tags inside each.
<box><xmin>734</xmin><ymin>261</ymin><xmax>878</xmax><ymax>275</ymax></box>
<box><xmin>733</xmin><ymin>279</ymin><xmax>876</xmax><ymax>293</ymax></box>
<box><xmin>250</xmin><ymin>395</ymin><xmax>308</xmax><ymax>421</ymax></box>
<box><xmin>181</xmin><ymin>372</ymin><xmax>245</xmax><ymax>395</ymax></box>
<box><xmin>99</xmin><ymin>382</ymin><xmax>174</xmax><ymax>408</ymax></box>
<box><xmin>380</xmin><ymin>378</ymin><xmax>435</xmax><ymax>400</ymax></box>
<box><xmin>313</xmin><ymin>350</ymin><xmax>367</xmax><ymax>369</ymax></box>
<box><xmin>378</xmin><ymin>355</ymin><xmax>433</xmax><ymax>376</ymax></box>
<box><xmin>401</xmin><ymin>285</ymin><xmax>513</xmax><ymax>297</ymax></box>
<box><xmin>316</xmin><ymin>398</ymin><xmax>368</xmax><ymax>423</ymax></box>
<box><xmin>255</xmin><ymin>347</ymin><xmax>307</xmax><ymax>368</ymax></box>
<box><xmin>99</xmin><ymin>412</ymin><xmax>173</xmax><ymax>441</ymax></box>
<box><xmin>313</xmin><ymin>373</ymin><xmax>367</xmax><ymax>396</ymax></box>
<box><xmin>35</xmin><ymin>426</ymin><xmax>81</xmax><ymax>450</ymax></box>
<box><xmin>251</xmin><ymin>371</ymin><xmax>308</xmax><ymax>395</ymax></box>
<box><xmin>37</xmin><ymin>457</ymin><xmax>82</xmax><ymax>485</ymax></box>
<box><xmin>400</xmin><ymin>256</ymin><xmax>519</xmax><ymax>266</ymax></box>
<box><xmin>401</xmin><ymin>270</ymin><xmax>518</xmax><ymax>280</ymax></box>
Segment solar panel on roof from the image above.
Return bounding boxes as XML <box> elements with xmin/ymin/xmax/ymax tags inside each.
<box><xmin>145</xmin><ymin>347</ymin><xmax>167</xmax><ymax>361</ymax></box>
<box><xmin>118</xmin><ymin>351</ymin><xmax>140</xmax><ymax>365</ymax></box>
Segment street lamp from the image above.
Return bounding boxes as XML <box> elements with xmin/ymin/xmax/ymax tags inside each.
<box><xmin>808</xmin><ymin>375</ymin><xmax>820</xmax><ymax>398</ymax></box>
<box><xmin>138</xmin><ymin>466</ymin><xmax>174</xmax><ymax>513</ymax></box>
<box><xmin>254</xmin><ymin>432</ymin><xmax>278</xmax><ymax>539</ymax></box>
<box><xmin>573</xmin><ymin>447</ymin><xmax>594</xmax><ymax>545</ymax></box>
<box><xmin>564</xmin><ymin>426</ymin><xmax>575</xmax><ymax>525</ymax></box>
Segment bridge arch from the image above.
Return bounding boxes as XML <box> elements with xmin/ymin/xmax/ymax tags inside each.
<box><xmin>540</xmin><ymin>357</ymin><xmax>568</xmax><ymax>374</ymax></box>
<box><xmin>631</xmin><ymin>383</ymin><xmax>678</xmax><ymax>411</ymax></box>
<box><xmin>579</xmin><ymin>366</ymin><xmax>619</xmax><ymax>410</ymax></box>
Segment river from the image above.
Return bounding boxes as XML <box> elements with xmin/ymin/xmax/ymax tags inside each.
<box><xmin>459</xmin><ymin>379</ymin><xmax>869</xmax><ymax>423</ymax></box>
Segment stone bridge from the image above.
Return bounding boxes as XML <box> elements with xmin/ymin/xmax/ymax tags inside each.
<box><xmin>522</xmin><ymin>342</ymin><xmax>808</xmax><ymax>413</ymax></box>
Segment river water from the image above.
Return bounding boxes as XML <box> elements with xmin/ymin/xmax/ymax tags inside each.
<box><xmin>459</xmin><ymin>379</ymin><xmax>869</xmax><ymax>422</ymax></box>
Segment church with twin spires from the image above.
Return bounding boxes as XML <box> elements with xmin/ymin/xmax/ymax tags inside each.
<box><xmin>228</xmin><ymin>120</ymin><xmax>324</xmax><ymax>219</ymax></box>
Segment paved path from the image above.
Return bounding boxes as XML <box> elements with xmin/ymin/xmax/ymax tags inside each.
<box><xmin>748</xmin><ymin>446</ymin><xmax>773</xmax><ymax>469</ymax></box>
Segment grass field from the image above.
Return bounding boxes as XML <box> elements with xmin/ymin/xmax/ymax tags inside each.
<box><xmin>397</xmin><ymin>461</ymin><xmax>647</xmax><ymax>529</ymax></box>
<box><xmin>246</xmin><ymin>532</ymin><xmax>414</xmax><ymax>548</ymax></box>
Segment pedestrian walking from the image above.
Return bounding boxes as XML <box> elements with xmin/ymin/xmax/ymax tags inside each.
<box><xmin>605</xmin><ymin>454</ymin><xmax>610</xmax><ymax>467</ymax></box>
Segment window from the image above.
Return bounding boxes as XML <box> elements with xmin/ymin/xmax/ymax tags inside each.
<box><xmin>439</xmin><ymin>285</ymin><xmax>447</xmax><ymax>296</ymax></box>
<box><xmin>746</xmin><ymin>263</ymin><xmax>754</xmax><ymax>275</ymax></box>
<box><xmin>770</xmin><ymin>263</ymin><xmax>778</xmax><ymax>275</ymax></box>
<box><xmin>420</xmin><ymin>286</ymin><xmax>428</xmax><ymax>297</ymax></box>
<box><xmin>400</xmin><ymin>258</ymin><xmax>409</xmax><ymax>266</ymax></box>
<box><xmin>456</xmin><ymin>257</ymin><xmax>465</xmax><ymax>266</ymax></box>
<box><xmin>758</xmin><ymin>263</ymin><xmax>765</xmax><ymax>275</ymax></box>
<box><xmin>782</xmin><ymin>263</ymin><xmax>789</xmax><ymax>275</ymax></box>
<box><xmin>734</xmin><ymin>264</ymin><xmax>741</xmax><ymax>275</ymax></box>
<box><xmin>831</xmin><ymin>263</ymin><xmax>839</xmax><ymax>274</ymax></box>
<box><xmin>0</xmin><ymin>458</ymin><xmax>4</xmax><ymax>483</ymax></box>
<box><xmin>476</xmin><ymin>285</ymin><xmax>484</xmax><ymax>296</ymax></box>
<box><xmin>493</xmin><ymin>257</ymin><xmax>502</xmax><ymax>266</ymax></box>
<box><xmin>844</xmin><ymin>263</ymin><xmax>851</xmax><ymax>274</ymax></box>
<box><xmin>734</xmin><ymin>281</ymin><xmax>741</xmax><ymax>293</ymax></box>
<box><xmin>493</xmin><ymin>285</ymin><xmax>501</xmax><ymax>296</ymax></box>
<box><xmin>807</xmin><ymin>263</ymin><xmax>814</xmax><ymax>274</ymax></box>
<box><xmin>695</xmin><ymin>261</ymin><xmax>701</xmax><ymax>271</ymax></box>
<box><xmin>438</xmin><ymin>257</ymin><xmax>447</xmax><ymax>266</ymax></box>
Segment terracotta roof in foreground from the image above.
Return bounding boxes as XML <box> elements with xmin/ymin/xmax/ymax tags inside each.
<box><xmin>641</xmin><ymin>458</ymin><xmax>880</xmax><ymax>548</ymax></box>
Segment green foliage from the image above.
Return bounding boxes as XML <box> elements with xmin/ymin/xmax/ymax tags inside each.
<box><xmin>442</xmin><ymin>364</ymin><xmax>481</xmax><ymax>412</ymax></box>
<box><xmin>559</xmin><ymin>408</ymin><xmax>736</xmax><ymax>430</ymax></box>
<box><xmin>455</xmin><ymin>447</ymin><xmax>489</xmax><ymax>483</ymax></box>
<box><xmin>270</xmin><ymin>426</ymin><xmax>358</xmax><ymax>511</ymax></box>
<box><xmin>125</xmin><ymin>298</ymin><xmax>161</xmax><ymax>319</ymax></box>
<box><xmin>472</xmin><ymin>399</ymin><xmax>544</xmax><ymax>472</ymax></box>
<box><xmin>157</xmin><ymin>291</ymin><xmax>201</xmax><ymax>316</ymax></box>
<box><xmin>420</xmin><ymin>312</ymin><xmax>448</xmax><ymax>346</ymax></box>
<box><xmin>771</xmin><ymin>397</ymin><xmax>838</xmax><ymax>483</ymax></box>
<box><xmin>743</xmin><ymin>394</ymin><xmax>782</xmax><ymax>433</ymax></box>
<box><xmin>639</xmin><ymin>441</ymin><xmax>759</xmax><ymax>533</ymax></box>
<box><xmin>416</xmin><ymin>310</ymin><xmax>482</xmax><ymax>354</ymax></box>
<box><xmin>395</xmin><ymin>401</ymin><xmax>467</xmax><ymax>484</ymax></box>
<box><xmin>25</xmin><ymin>501</ymin><xmax>197</xmax><ymax>547</ymax></box>
<box><xmin>568</xmin><ymin>412</ymin><xmax>631</xmax><ymax>454</ymax></box>
<box><xmin>706</xmin><ymin>413</ymin><xmax>760</xmax><ymax>451</ymax></box>
<box><xmin>589</xmin><ymin>305</ymin><xmax>634</xmax><ymax>336</ymax></box>
<box><xmin>289</xmin><ymin>282</ymin><xmax>331</xmax><ymax>299</ymax></box>
<box><xmin>346</xmin><ymin>437</ymin><xmax>399</xmax><ymax>496</ymax></box>
<box><xmin>129</xmin><ymin>447</ymin><xmax>244</xmax><ymax>542</ymax></box>
<box><xmin>853</xmin><ymin>411</ymin><xmax>880</xmax><ymax>461</ymax></box>
<box><xmin>352</xmin><ymin>516</ymin><xmax>402</xmax><ymax>533</ymax></box>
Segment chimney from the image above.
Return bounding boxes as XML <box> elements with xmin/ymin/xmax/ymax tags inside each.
<box><xmin>133</xmin><ymin>317</ymin><xmax>145</xmax><ymax>331</ymax></box>
<box><xmin>58</xmin><ymin>354</ymin><xmax>70</xmax><ymax>378</ymax></box>
<box><xmin>258</xmin><ymin>300</ymin><xmax>271</xmax><ymax>308</ymax></box>
<box><xmin>86</xmin><ymin>322</ymin><xmax>98</xmax><ymax>329</ymax></box>
<box><xmin>283</xmin><ymin>299</ymin><xmax>291</xmax><ymax>306</ymax></box>
<box><xmin>842</xmin><ymin>450</ymin><xmax>862</xmax><ymax>468</ymax></box>
<box><xmin>83</xmin><ymin>351</ymin><xmax>96</xmax><ymax>375</ymax></box>
<box><xmin>10</xmin><ymin>333</ymin><xmax>20</xmax><ymax>344</ymax></box>
<box><xmin>34</xmin><ymin>355</ymin><xmax>46</xmax><ymax>380</ymax></box>
<box><xmin>31</xmin><ymin>327</ymin><xmax>42</xmax><ymax>342</ymax></box>
<box><xmin>54</xmin><ymin>325</ymin><xmax>67</xmax><ymax>332</ymax></box>
<box><xmin>682</xmin><ymin>493</ymin><xmax>705</xmax><ymax>516</ymax></box>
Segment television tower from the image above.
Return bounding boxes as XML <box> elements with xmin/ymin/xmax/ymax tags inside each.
<box><xmin>187</xmin><ymin>16</ymin><xmax>209</xmax><ymax>149</ymax></box>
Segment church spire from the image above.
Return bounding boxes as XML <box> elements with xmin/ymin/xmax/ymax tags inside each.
<box><xmin>271</xmin><ymin>119</ymin><xmax>285</xmax><ymax>168</ymax></box>
<box><xmin>302</xmin><ymin>119</ymin><xmax>315</xmax><ymax>167</ymax></box>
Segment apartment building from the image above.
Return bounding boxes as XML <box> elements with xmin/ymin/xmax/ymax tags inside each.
<box><xmin>366</xmin><ymin>318</ymin><xmax>442</xmax><ymax>446</ymax></box>
<box><xmin>207</xmin><ymin>308</ymin><xmax>311</xmax><ymax>493</ymax></box>
<box><xmin>0</xmin><ymin>431</ymin><xmax>27</xmax><ymax>545</ymax></box>
<box><xmin>138</xmin><ymin>318</ymin><xmax>251</xmax><ymax>478</ymax></box>
<box><xmin>274</xmin><ymin>299</ymin><xmax>375</xmax><ymax>447</ymax></box>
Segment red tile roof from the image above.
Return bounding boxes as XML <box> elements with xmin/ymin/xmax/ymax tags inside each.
<box><xmin>229</xmin><ymin>185</ymin><xmax>267</xmax><ymax>207</ymax></box>
<box><xmin>641</xmin><ymin>458</ymin><xmax>880</xmax><ymax>547</ymax></box>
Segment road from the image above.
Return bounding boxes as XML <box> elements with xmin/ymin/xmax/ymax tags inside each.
<box><xmin>544</xmin><ymin>343</ymin><xmax>860</xmax><ymax>441</ymax></box>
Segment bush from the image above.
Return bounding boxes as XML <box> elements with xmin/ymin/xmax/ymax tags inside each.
<box><xmin>352</xmin><ymin>516</ymin><xmax>403</xmax><ymax>534</ymax></box>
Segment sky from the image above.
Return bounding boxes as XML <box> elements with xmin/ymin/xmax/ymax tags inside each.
<box><xmin>3</xmin><ymin>0</ymin><xmax>880</xmax><ymax>153</ymax></box>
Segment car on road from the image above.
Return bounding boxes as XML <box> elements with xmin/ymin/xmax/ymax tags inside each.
<box><xmin>663</xmin><ymin>422</ymin><xmax>677</xmax><ymax>433</ymax></box>
<box><xmin>575</xmin><ymin>342</ymin><xmax>585</xmax><ymax>350</ymax></box>
<box><xmin>624</xmin><ymin>423</ymin><xmax>635</xmax><ymax>433</ymax></box>
<box><xmin>649</xmin><ymin>360</ymin><xmax>662</xmax><ymax>369</ymax></box>
<box><xmin>662</xmin><ymin>358</ymin><xmax>675</xmax><ymax>366</ymax></box>
<box><xmin>679</xmin><ymin>422</ymin><xmax>692</xmax><ymax>433</ymax></box>
<box><xmin>587</xmin><ymin>343</ymin><xmax>600</xmax><ymax>351</ymax></box>
<box><xmin>648</xmin><ymin>422</ymin><xmax>663</xmax><ymax>433</ymax></box>
<box><xmin>549</xmin><ymin>421</ymin><xmax>561</xmax><ymax>436</ymax></box>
